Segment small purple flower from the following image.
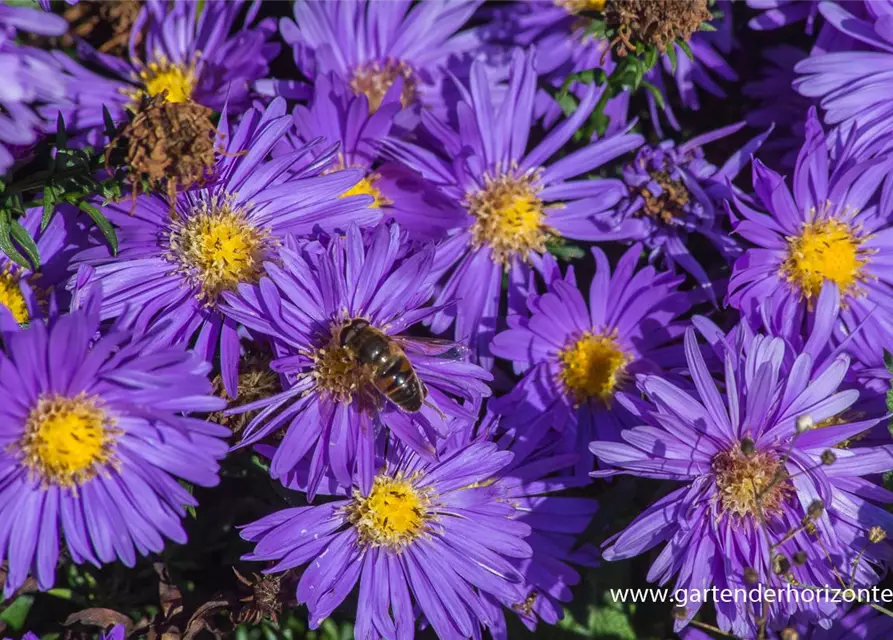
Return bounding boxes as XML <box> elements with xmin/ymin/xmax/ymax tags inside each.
<box><xmin>0</xmin><ymin>288</ymin><xmax>228</xmax><ymax>597</ymax></box>
<box><xmin>219</xmin><ymin>224</ymin><xmax>492</xmax><ymax>497</ymax></box>
<box><xmin>285</xmin><ymin>73</ymin><xmax>454</xmax><ymax>235</ymax></box>
<box><xmin>0</xmin><ymin>5</ymin><xmax>69</xmax><ymax>175</ymax></box>
<box><xmin>795</xmin><ymin>2</ymin><xmax>893</xmax><ymax>140</ymax></box>
<box><xmin>490</xmin><ymin>244</ymin><xmax>692</xmax><ymax>473</ymax></box>
<box><xmin>587</xmin><ymin>122</ymin><xmax>769</xmax><ymax>300</ymax></box>
<box><xmin>54</xmin><ymin>0</ymin><xmax>278</xmax><ymax>142</ymax></box>
<box><xmin>277</xmin><ymin>0</ymin><xmax>483</xmax><ymax>115</ymax></box>
<box><xmin>591</xmin><ymin>303</ymin><xmax>893</xmax><ymax>636</ymax></box>
<box><xmin>241</xmin><ymin>437</ymin><xmax>529</xmax><ymax>638</ymax></box>
<box><xmin>0</xmin><ymin>206</ymin><xmax>98</xmax><ymax>330</ymax></box>
<box><xmin>71</xmin><ymin>98</ymin><xmax>378</xmax><ymax>398</ymax></box>
<box><xmin>387</xmin><ymin>49</ymin><xmax>643</xmax><ymax>364</ymax></box>
<box><xmin>728</xmin><ymin>108</ymin><xmax>893</xmax><ymax>326</ymax></box>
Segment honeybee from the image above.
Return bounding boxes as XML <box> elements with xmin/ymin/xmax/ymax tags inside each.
<box><xmin>338</xmin><ymin>319</ymin><xmax>464</xmax><ymax>413</ymax></box>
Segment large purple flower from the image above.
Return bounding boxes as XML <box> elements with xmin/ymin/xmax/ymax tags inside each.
<box><xmin>0</xmin><ymin>288</ymin><xmax>228</xmax><ymax>597</ymax></box>
<box><xmin>490</xmin><ymin>244</ymin><xmax>692</xmax><ymax>473</ymax></box>
<box><xmin>586</xmin><ymin>122</ymin><xmax>769</xmax><ymax>300</ymax></box>
<box><xmin>241</xmin><ymin>437</ymin><xmax>528</xmax><ymax>639</ymax></box>
<box><xmin>277</xmin><ymin>0</ymin><xmax>483</xmax><ymax>115</ymax></box>
<box><xmin>71</xmin><ymin>98</ymin><xmax>379</xmax><ymax>398</ymax></box>
<box><xmin>591</xmin><ymin>307</ymin><xmax>893</xmax><ymax>636</ymax></box>
<box><xmin>0</xmin><ymin>5</ymin><xmax>69</xmax><ymax>175</ymax></box>
<box><xmin>243</xmin><ymin>417</ymin><xmax>597</xmax><ymax>639</ymax></box>
<box><xmin>795</xmin><ymin>2</ymin><xmax>893</xmax><ymax>141</ymax></box>
<box><xmin>53</xmin><ymin>0</ymin><xmax>278</xmax><ymax>141</ymax></box>
<box><xmin>728</xmin><ymin>108</ymin><xmax>893</xmax><ymax>325</ymax></box>
<box><xmin>219</xmin><ymin>224</ymin><xmax>492</xmax><ymax>497</ymax></box>
<box><xmin>387</xmin><ymin>49</ymin><xmax>643</xmax><ymax>363</ymax></box>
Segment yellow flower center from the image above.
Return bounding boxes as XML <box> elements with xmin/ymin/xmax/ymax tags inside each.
<box><xmin>781</xmin><ymin>218</ymin><xmax>867</xmax><ymax>301</ymax></box>
<box><xmin>350</xmin><ymin>59</ymin><xmax>419</xmax><ymax>113</ymax></box>
<box><xmin>341</xmin><ymin>174</ymin><xmax>390</xmax><ymax>209</ymax></box>
<box><xmin>0</xmin><ymin>268</ymin><xmax>29</xmax><ymax>324</ymax></box>
<box><xmin>167</xmin><ymin>195</ymin><xmax>272</xmax><ymax>304</ymax></box>
<box><xmin>310</xmin><ymin>320</ymin><xmax>379</xmax><ymax>405</ymax></box>
<box><xmin>557</xmin><ymin>0</ymin><xmax>606</xmax><ymax>14</ymax></box>
<box><xmin>558</xmin><ymin>331</ymin><xmax>631</xmax><ymax>405</ymax></box>
<box><xmin>713</xmin><ymin>443</ymin><xmax>792</xmax><ymax>520</ymax></box>
<box><xmin>140</xmin><ymin>57</ymin><xmax>197</xmax><ymax>104</ymax></box>
<box><xmin>467</xmin><ymin>173</ymin><xmax>552</xmax><ymax>265</ymax></box>
<box><xmin>18</xmin><ymin>394</ymin><xmax>116</xmax><ymax>488</ymax></box>
<box><xmin>347</xmin><ymin>473</ymin><xmax>430</xmax><ymax>549</ymax></box>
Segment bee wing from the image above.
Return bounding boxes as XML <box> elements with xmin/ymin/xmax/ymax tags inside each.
<box><xmin>394</xmin><ymin>336</ymin><xmax>471</xmax><ymax>361</ymax></box>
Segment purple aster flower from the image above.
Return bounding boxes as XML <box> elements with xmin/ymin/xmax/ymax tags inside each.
<box><xmin>590</xmin><ymin>301</ymin><xmax>893</xmax><ymax>636</ymax></box>
<box><xmin>53</xmin><ymin>0</ymin><xmax>278</xmax><ymax>142</ymax></box>
<box><xmin>0</xmin><ymin>288</ymin><xmax>228</xmax><ymax>597</ymax></box>
<box><xmin>284</xmin><ymin>73</ymin><xmax>456</xmax><ymax>239</ymax></box>
<box><xmin>386</xmin><ymin>49</ymin><xmax>643</xmax><ymax>363</ymax></box>
<box><xmin>490</xmin><ymin>244</ymin><xmax>692</xmax><ymax>475</ymax></box>
<box><xmin>244</xmin><ymin>414</ymin><xmax>597</xmax><ymax>639</ymax></box>
<box><xmin>277</xmin><ymin>0</ymin><xmax>484</xmax><ymax>116</ymax></box>
<box><xmin>219</xmin><ymin>223</ymin><xmax>492</xmax><ymax>496</ymax></box>
<box><xmin>0</xmin><ymin>6</ymin><xmax>69</xmax><ymax>175</ymax></box>
<box><xmin>70</xmin><ymin>98</ymin><xmax>379</xmax><ymax>398</ymax></box>
<box><xmin>795</xmin><ymin>2</ymin><xmax>893</xmax><ymax>141</ymax></box>
<box><xmin>727</xmin><ymin>108</ymin><xmax>893</xmax><ymax>325</ymax></box>
<box><xmin>241</xmin><ymin>436</ymin><xmax>530</xmax><ymax>638</ymax></box>
<box><xmin>586</xmin><ymin>121</ymin><xmax>769</xmax><ymax>300</ymax></box>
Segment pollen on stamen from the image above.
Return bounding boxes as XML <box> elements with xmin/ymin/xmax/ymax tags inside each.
<box><xmin>780</xmin><ymin>215</ymin><xmax>869</xmax><ymax>302</ymax></box>
<box><xmin>556</xmin><ymin>0</ymin><xmax>606</xmax><ymax>14</ymax></box>
<box><xmin>558</xmin><ymin>330</ymin><xmax>632</xmax><ymax>405</ymax></box>
<box><xmin>125</xmin><ymin>55</ymin><xmax>198</xmax><ymax>108</ymax></box>
<box><xmin>349</xmin><ymin>58</ymin><xmax>418</xmax><ymax>113</ymax></box>
<box><xmin>0</xmin><ymin>266</ymin><xmax>30</xmax><ymax>324</ymax></box>
<box><xmin>166</xmin><ymin>194</ymin><xmax>274</xmax><ymax>305</ymax></box>
<box><xmin>639</xmin><ymin>170</ymin><xmax>691</xmax><ymax>224</ymax></box>
<box><xmin>713</xmin><ymin>442</ymin><xmax>792</xmax><ymax>521</ymax></box>
<box><xmin>345</xmin><ymin>472</ymin><xmax>432</xmax><ymax>550</ymax></box>
<box><xmin>467</xmin><ymin>171</ymin><xmax>553</xmax><ymax>265</ymax></box>
<box><xmin>329</xmin><ymin>157</ymin><xmax>391</xmax><ymax>209</ymax></box>
<box><xmin>17</xmin><ymin>394</ymin><xmax>118</xmax><ymax>488</ymax></box>
<box><xmin>310</xmin><ymin>320</ymin><xmax>372</xmax><ymax>404</ymax></box>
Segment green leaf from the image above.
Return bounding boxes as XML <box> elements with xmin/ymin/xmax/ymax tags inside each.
<box><xmin>0</xmin><ymin>210</ymin><xmax>32</xmax><ymax>268</ymax></box>
<box><xmin>55</xmin><ymin>112</ymin><xmax>68</xmax><ymax>150</ymax></box>
<box><xmin>884</xmin><ymin>349</ymin><xmax>893</xmax><ymax>373</ymax></box>
<box><xmin>699</xmin><ymin>21</ymin><xmax>718</xmax><ymax>32</ymax></box>
<box><xmin>677</xmin><ymin>39</ymin><xmax>695</xmax><ymax>61</ymax></box>
<box><xmin>666</xmin><ymin>42</ymin><xmax>678</xmax><ymax>72</ymax></box>
<box><xmin>9</xmin><ymin>219</ymin><xmax>40</xmax><ymax>269</ymax></box>
<box><xmin>78</xmin><ymin>201</ymin><xmax>118</xmax><ymax>255</ymax></box>
<box><xmin>547</xmin><ymin>239</ymin><xmax>586</xmax><ymax>261</ymax></box>
<box><xmin>557</xmin><ymin>93</ymin><xmax>579</xmax><ymax>117</ymax></box>
<box><xmin>641</xmin><ymin>80</ymin><xmax>666</xmax><ymax>110</ymax></box>
<box><xmin>41</xmin><ymin>187</ymin><xmax>56</xmax><ymax>232</ymax></box>
<box><xmin>0</xmin><ymin>594</ymin><xmax>34</xmax><ymax>631</ymax></box>
<box><xmin>643</xmin><ymin>45</ymin><xmax>658</xmax><ymax>72</ymax></box>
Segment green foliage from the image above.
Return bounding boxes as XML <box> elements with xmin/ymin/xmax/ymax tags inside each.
<box><xmin>0</xmin><ymin>112</ymin><xmax>122</xmax><ymax>268</ymax></box>
<box><xmin>0</xmin><ymin>595</ymin><xmax>34</xmax><ymax>631</ymax></box>
<box><xmin>559</xmin><ymin>602</ymin><xmax>637</xmax><ymax>640</ymax></box>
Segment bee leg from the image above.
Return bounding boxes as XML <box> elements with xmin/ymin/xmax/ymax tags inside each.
<box><xmin>423</xmin><ymin>398</ymin><xmax>448</xmax><ymax>421</ymax></box>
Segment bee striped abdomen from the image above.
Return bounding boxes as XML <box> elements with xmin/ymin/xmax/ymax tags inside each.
<box><xmin>338</xmin><ymin>319</ymin><xmax>426</xmax><ymax>412</ymax></box>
